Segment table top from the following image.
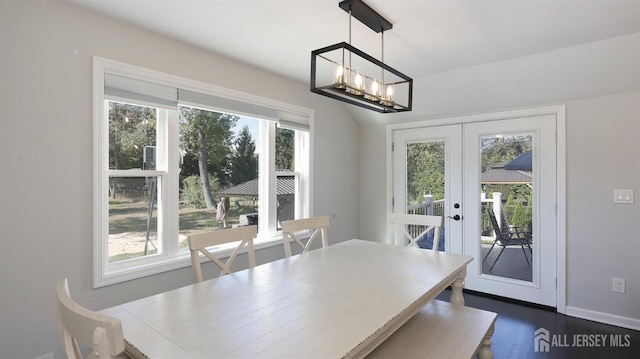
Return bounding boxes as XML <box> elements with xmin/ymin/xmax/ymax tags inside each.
<box><xmin>101</xmin><ymin>239</ymin><xmax>472</xmax><ymax>359</ymax></box>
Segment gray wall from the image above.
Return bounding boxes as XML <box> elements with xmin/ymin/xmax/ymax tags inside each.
<box><xmin>359</xmin><ymin>35</ymin><xmax>640</xmax><ymax>328</ymax></box>
<box><xmin>0</xmin><ymin>1</ymin><xmax>359</xmax><ymax>359</ymax></box>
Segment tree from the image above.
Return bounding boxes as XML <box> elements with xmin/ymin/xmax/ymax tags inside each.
<box><xmin>180</xmin><ymin>107</ymin><xmax>238</xmax><ymax>209</ymax></box>
<box><xmin>230</xmin><ymin>126</ymin><xmax>257</xmax><ymax>185</ymax></box>
<box><xmin>109</xmin><ymin>102</ymin><xmax>157</xmax><ymax>170</ymax></box>
<box><xmin>504</xmin><ymin>194</ymin><xmax>516</xmax><ymax>227</ymax></box>
<box><xmin>480</xmin><ymin>136</ymin><xmax>531</xmax><ymax>172</ymax></box>
<box><xmin>406</xmin><ymin>142</ymin><xmax>445</xmax><ymax>202</ymax></box>
<box><xmin>511</xmin><ymin>201</ymin><xmax>526</xmax><ymax>229</ymax></box>
<box><xmin>108</xmin><ymin>102</ymin><xmax>156</xmax><ymax>198</ymax></box>
<box><xmin>275</xmin><ymin>127</ymin><xmax>295</xmax><ymax>170</ymax></box>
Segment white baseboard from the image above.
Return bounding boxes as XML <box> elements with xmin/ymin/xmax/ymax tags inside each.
<box><xmin>34</xmin><ymin>353</ymin><xmax>54</xmax><ymax>359</ymax></box>
<box><xmin>565</xmin><ymin>306</ymin><xmax>640</xmax><ymax>331</ymax></box>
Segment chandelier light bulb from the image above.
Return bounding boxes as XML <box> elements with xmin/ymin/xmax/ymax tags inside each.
<box><xmin>336</xmin><ymin>65</ymin><xmax>344</xmax><ymax>84</ymax></box>
<box><xmin>371</xmin><ymin>80</ymin><xmax>379</xmax><ymax>96</ymax></box>
<box><xmin>355</xmin><ymin>73</ymin><xmax>363</xmax><ymax>88</ymax></box>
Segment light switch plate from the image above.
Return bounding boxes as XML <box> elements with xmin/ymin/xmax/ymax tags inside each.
<box><xmin>613</xmin><ymin>189</ymin><xmax>634</xmax><ymax>204</ymax></box>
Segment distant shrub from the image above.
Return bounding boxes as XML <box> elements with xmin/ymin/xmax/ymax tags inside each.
<box><xmin>511</xmin><ymin>201</ymin><xmax>526</xmax><ymax>229</ymax></box>
<box><xmin>181</xmin><ymin>175</ymin><xmax>206</xmax><ymax>208</ymax></box>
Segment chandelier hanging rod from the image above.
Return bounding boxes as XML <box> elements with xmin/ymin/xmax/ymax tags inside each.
<box><xmin>338</xmin><ymin>0</ymin><xmax>392</xmax><ymax>33</ymax></box>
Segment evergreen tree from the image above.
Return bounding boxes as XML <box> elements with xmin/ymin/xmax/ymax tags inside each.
<box><xmin>406</xmin><ymin>142</ymin><xmax>445</xmax><ymax>202</ymax></box>
<box><xmin>504</xmin><ymin>194</ymin><xmax>516</xmax><ymax>228</ymax></box>
<box><xmin>230</xmin><ymin>126</ymin><xmax>257</xmax><ymax>185</ymax></box>
<box><xmin>276</xmin><ymin>127</ymin><xmax>295</xmax><ymax>170</ymax></box>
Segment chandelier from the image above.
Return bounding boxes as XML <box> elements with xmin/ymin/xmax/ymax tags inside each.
<box><xmin>311</xmin><ymin>0</ymin><xmax>413</xmax><ymax>113</ymax></box>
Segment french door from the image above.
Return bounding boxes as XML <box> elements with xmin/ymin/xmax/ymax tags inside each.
<box><xmin>392</xmin><ymin>115</ymin><xmax>557</xmax><ymax>307</ymax></box>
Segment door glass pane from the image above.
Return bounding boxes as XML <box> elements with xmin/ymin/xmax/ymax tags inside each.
<box><xmin>405</xmin><ymin>141</ymin><xmax>445</xmax><ymax>251</ymax></box>
<box><xmin>479</xmin><ymin>134</ymin><xmax>533</xmax><ymax>281</ymax></box>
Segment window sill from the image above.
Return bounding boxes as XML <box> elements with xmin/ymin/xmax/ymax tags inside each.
<box><xmin>95</xmin><ymin>234</ymin><xmax>285</xmax><ymax>288</ymax></box>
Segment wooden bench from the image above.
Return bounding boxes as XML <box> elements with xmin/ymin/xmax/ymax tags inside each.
<box><xmin>366</xmin><ymin>300</ymin><xmax>497</xmax><ymax>359</ymax></box>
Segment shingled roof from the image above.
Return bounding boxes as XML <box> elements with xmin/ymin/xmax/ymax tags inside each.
<box><xmin>217</xmin><ymin>176</ymin><xmax>295</xmax><ymax>197</ymax></box>
<box><xmin>481</xmin><ymin>166</ymin><xmax>532</xmax><ymax>184</ymax></box>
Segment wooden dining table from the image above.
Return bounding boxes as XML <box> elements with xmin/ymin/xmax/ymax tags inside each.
<box><xmin>101</xmin><ymin>239</ymin><xmax>473</xmax><ymax>359</ymax></box>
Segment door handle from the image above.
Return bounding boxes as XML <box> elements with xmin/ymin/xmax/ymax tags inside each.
<box><xmin>447</xmin><ymin>214</ymin><xmax>462</xmax><ymax>221</ymax></box>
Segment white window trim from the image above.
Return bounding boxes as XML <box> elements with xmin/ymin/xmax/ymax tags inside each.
<box><xmin>93</xmin><ymin>57</ymin><xmax>314</xmax><ymax>288</ymax></box>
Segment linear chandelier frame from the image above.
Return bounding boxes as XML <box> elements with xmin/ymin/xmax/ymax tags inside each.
<box><xmin>310</xmin><ymin>0</ymin><xmax>413</xmax><ymax>113</ymax></box>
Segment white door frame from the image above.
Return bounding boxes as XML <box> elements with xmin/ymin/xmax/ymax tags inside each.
<box><xmin>386</xmin><ymin>105</ymin><xmax>566</xmax><ymax>314</ymax></box>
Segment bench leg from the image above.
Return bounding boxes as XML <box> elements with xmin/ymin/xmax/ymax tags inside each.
<box><xmin>450</xmin><ymin>277</ymin><xmax>465</xmax><ymax>308</ymax></box>
<box><xmin>477</xmin><ymin>322</ymin><xmax>495</xmax><ymax>359</ymax></box>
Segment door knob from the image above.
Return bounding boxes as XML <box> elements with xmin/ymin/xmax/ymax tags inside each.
<box><xmin>447</xmin><ymin>214</ymin><xmax>462</xmax><ymax>221</ymax></box>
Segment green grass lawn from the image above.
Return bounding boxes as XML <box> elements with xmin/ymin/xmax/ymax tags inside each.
<box><xmin>110</xmin><ymin>199</ymin><xmax>221</xmax><ymax>235</ymax></box>
<box><xmin>108</xmin><ymin>198</ymin><xmax>254</xmax><ymax>261</ymax></box>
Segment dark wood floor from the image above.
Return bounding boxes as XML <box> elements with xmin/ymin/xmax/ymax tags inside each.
<box><xmin>436</xmin><ymin>289</ymin><xmax>640</xmax><ymax>358</ymax></box>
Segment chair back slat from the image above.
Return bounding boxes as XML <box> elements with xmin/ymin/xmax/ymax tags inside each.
<box><xmin>387</xmin><ymin>213</ymin><xmax>443</xmax><ymax>251</ymax></box>
<box><xmin>281</xmin><ymin>216</ymin><xmax>330</xmax><ymax>257</ymax></box>
<box><xmin>187</xmin><ymin>225</ymin><xmax>257</xmax><ymax>282</ymax></box>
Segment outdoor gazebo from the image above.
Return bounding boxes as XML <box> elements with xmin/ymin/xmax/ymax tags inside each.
<box><xmin>217</xmin><ymin>175</ymin><xmax>296</xmax><ymax>225</ymax></box>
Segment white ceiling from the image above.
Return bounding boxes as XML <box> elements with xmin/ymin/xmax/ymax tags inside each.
<box><xmin>67</xmin><ymin>0</ymin><xmax>640</xmax><ymax>118</ymax></box>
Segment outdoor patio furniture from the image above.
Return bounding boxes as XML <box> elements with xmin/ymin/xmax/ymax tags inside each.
<box><xmin>483</xmin><ymin>208</ymin><xmax>532</xmax><ymax>271</ymax></box>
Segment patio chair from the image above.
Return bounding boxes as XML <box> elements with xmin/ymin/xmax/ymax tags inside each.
<box><xmin>387</xmin><ymin>213</ymin><xmax>443</xmax><ymax>250</ymax></box>
<box><xmin>483</xmin><ymin>208</ymin><xmax>532</xmax><ymax>270</ymax></box>
<box><xmin>54</xmin><ymin>279</ymin><xmax>131</xmax><ymax>359</ymax></box>
<box><xmin>281</xmin><ymin>216</ymin><xmax>329</xmax><ymax>257</ymax></box>
<box><xmin>187</xmin><ymin>225</ymin><xmax>257</xmax><ymax>282</ymax></box>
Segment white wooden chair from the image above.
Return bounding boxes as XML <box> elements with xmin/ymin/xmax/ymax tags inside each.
<box><xmin>54</xmin><ymin>279</ymin><xmax>130</xmax><ymax>359</ymax></box>
<box><xmin>387</xmin><ymin>213</ymin><xmax>443</xmax><ymax>250</ymax></box>
<box><xmin>281</xmin><ymin>216</ymin><xmax>329</xmax><ymax>257</ymax></box>
<box><xmin>187</xmin><ymin>225</ymin><xmax>257</xmax><ymax>282</ymax></box>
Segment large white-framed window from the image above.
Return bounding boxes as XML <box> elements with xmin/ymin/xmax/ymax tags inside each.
<box><xmin>93</xmin><ymin>57</ymin><xmax>312</xmax><ymax>287</ymax></box>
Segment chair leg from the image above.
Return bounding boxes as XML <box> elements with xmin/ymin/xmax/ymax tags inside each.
<box><xmin>483</xmin><ymin>243</ymin><xmax>497</xmax><ymax>262</ymax></box>
<box><xmin>489</xmin><ymin>246</ymin><xmax>506</xmax><ymax>271</ymax></box>
<box><xmin>520</xmin><ymin>245</ymin><xmax>530</xmax><ymax>265</ymax></box>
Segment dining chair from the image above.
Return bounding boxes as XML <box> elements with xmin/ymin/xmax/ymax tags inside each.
<box><xmin>187</xmin><ymin>225</ymin><xmax>257</xmax><ymax>282</ymax></box>
<box><xmin>482</xmin><ymin>207</ymin><xmax>532</xmax><ymax>270</ymax></box>
<box><xmin>54</xmin><ymin>278</ymin><xmax>131</xmax><ymax>359</ymax></box>
<box><xmin>281</xmin><ymin>215</ymin><xmax>329</xmax><ymax>257</ymax></box>
<box><xmin>387</xmin><ymin>212</ymin><xmax>443</xmax><ymax>250</ymax></box>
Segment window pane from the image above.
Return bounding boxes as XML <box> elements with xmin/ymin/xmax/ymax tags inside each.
<box><xmin>277</xmin><ymin>174</ymin><xmax>296</xmax><ymax>229</ymax></box>
<box><xmin>108</xmin><ymin>102</ymin><xmax>157</xmax><ymax>170</ymax></box>
<box><xmin>276</xmin><ymin>127</ymin><xmax>296</xmax><ymax>228</ymax></box>
<box><xmin>276</xmin><ymin>127</ymin><xmax>295</xmax><ymax>171</ymax></box>
<box><xmin>108</xmin><ymin>176</ymin><xmax>159</xmax><ymax>262</ymax></box>
<box><xmin>178</xmin><ymin>108</ymin><xmax>259</xmax><ymax>241</ymax></box>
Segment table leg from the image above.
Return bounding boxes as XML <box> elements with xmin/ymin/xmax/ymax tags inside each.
<box><xmin>450</xmin><ymin>268</ymin><xmax>466</xmax><ymax>307</ymax></box>
<box><xmin>478</xmin><ymin>322</ymin><xmax>495</xmax><ymax>359</ymax></box>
